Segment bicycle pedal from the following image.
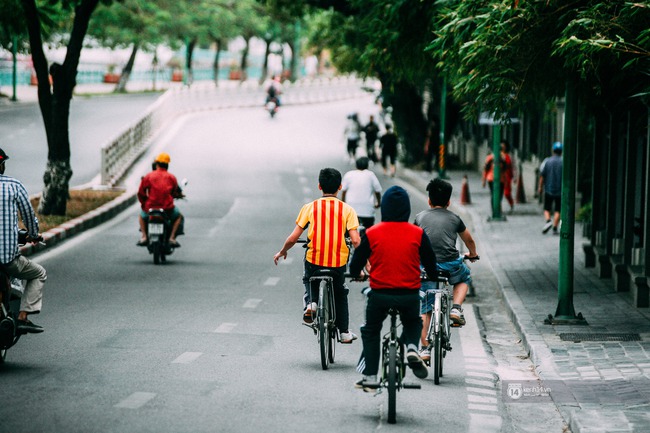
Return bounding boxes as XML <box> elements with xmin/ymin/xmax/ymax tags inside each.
<box><xmin>402</xmin><ymin>383</ymin><xmax>421</xmax><ymax>389</ymax></box>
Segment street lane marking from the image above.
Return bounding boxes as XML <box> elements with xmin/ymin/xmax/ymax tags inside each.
<box><xmin>214</xmin><ymin>323</ymin><xmax>237</xmax><ymax>333</ymax></box>
<box><xmin>280</xmin><ymin>257</ymin><xmax>294</xmax><ymax>265</ymax></box>
<box><xmin>299</xmin><ymin>176</ymin><xmax>308</xmax><ymax>184</ymax></box>
<box><xmin>264</xmin><ymin>277</ymin><xmax>280</xmax><ymax>286</ymax></box>
<box><xmin>302</xmin><ymin>186</ymin><xmax>311</xmax><ymax>195</ymax></box>
<box><xmin>468</xmin><ymin>394</ymin><xmax>498</xmax><ymax>404</ymax></box>
<box><xmin>172</xmin><ymin>352</ymin><xmax>203</xmax><ymax>364</ymax></box>
<box><xmin>114</xmin><ymin>392</ymin><xmax>156</xmax><ymax>409</ymax></box>
<box><xmin>466</xmin><ymin>386</ymin><xmax>497</xmax><ymax>396</ymax></box>
<box><xmin>467</xmin><ymin>371</ymin><xmax>496</xmax><ymax>379</ymax></box>
<box><xmin>243</xmin><ymin>298</ymin><xmax>262</xmax><ymax>309</ymax></box>
<box><xmin>467</xmin><ymin>403</ymin><xmax>498</xmax><ymax>412</ymax></box>
<box><xmin>465</xmin><ymin>378</ymin><xmax>496</xmax><ymax>388</ymax></box>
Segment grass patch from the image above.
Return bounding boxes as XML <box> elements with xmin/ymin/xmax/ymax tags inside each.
<box><xmin>30</xmin><ymin>189</ymin><xmax>124</xmax><ymax>233</ymax></box>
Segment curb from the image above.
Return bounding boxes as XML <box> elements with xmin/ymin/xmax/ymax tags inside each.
<box><xmin>19</xmin><ymin>190</ymin><xmax>137</xmax><ymax>257</ymax></box>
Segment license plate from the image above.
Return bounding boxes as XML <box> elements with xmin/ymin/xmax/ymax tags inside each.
<box><xmin>148</xmin><ymin>223</ymin><xmax>164</xmax><ymax>235</ymax></box>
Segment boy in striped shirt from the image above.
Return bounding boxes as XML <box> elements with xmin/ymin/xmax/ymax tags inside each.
<box><xmin>274</xmin><ymin>168</ymin><xmax>361</xmax><ymax>344</ymax></box>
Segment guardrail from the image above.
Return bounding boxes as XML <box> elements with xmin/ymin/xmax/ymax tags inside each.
<box><xmin>100</xmin><ymin>75</ymin><xmax>377</xmax><ymax>186</ymax></box>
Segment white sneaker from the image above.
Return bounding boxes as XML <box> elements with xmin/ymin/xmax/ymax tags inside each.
<box><xmin>450</xmin><ymin>307</ymin><xmax>466</xmax><ymax>326</ymax></box>
<box><xmin>355</xmin><ymin>375</ymin><xmax>378</xmax><ymax>392</ymax></box>
<box><xmin>340</xmin><ymin>331</ymin><xmax>358</xmax><ymax>344</ymax></box>
<box><xmin>542</xmin><ymin>220</ymin><xmax>553</xmax><ymax>234</ymax></box>
<box><xmin>419</xmin><ymin>346</ymin><xmax>431</xmax><ymax>362</ymax></box>
<box><xmin>303</xmin><ymin>302</ymin><xmax>317</xmax><ymax>324</ymax></box>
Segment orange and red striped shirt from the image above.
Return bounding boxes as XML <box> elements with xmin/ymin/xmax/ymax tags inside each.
<box><xmin>296</xmin><ymin>197</ymin><xmax>359</xmax><ymax>267</ymax></box>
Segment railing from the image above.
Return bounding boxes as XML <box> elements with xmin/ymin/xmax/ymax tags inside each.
<box><xmin>100</xmin><ymin>76</ymin><xmax>377</xmax><ymax>186</ymax></box>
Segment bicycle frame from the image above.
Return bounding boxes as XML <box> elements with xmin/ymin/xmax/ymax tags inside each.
<box><xmin>424</xmin><ymin>276</ymin><xmax>452</xmax><ymax>384</ymax></box>
<box><xmin>305</xmin><ymin>273</ymin><xmax>338</xmax><ymax>370</ymax></box>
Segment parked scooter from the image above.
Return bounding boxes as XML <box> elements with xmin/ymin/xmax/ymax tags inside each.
<box><xmin>0</xmin><ymin>230</ymin><xmax>43</xmax><ymax>363</ymax></box>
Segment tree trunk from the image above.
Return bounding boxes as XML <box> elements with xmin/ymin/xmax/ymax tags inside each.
<box><xmin>381</xmin><ymin>77</ymin><xmax>429</xmax><ymax>166</ymax></box>
<box><xmin>22</xmin><ymin>0</ymin><xmax>99</xmax><ymax>216</ymax></box>
<box><xmin>186</xmin><ymin>39</ymin><xmax>196</xmax><ymax>86</ymax></box>
<box><xmin>213</xmin><ymin>39</ymin><xmax>222</xmax><ymax>87</ymax></box>
<box><xmin>114</xmin><ymin>43</ymin><xmax>138</xmax><ymax>93</ymax></box>
<box><xmin>240</xmin><ymin>37</ymin><xmax>250</xmax><ymax>82</ymax></box>
<box><xmin>260</xmin><ymin>39</ymin><xmax>271</xmax><ymax>84</ymax></box>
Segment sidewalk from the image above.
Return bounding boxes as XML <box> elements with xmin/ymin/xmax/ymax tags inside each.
<box><xmin>399</xmin><ymin>168</ymin><xmax>650</xmax><ymax>433</ymax></box>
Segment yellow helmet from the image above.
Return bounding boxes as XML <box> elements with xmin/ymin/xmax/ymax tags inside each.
<box><xmin>155</xmin><ymin>152</ymin><xmax>171</xmax><ymax>164</ymax></box>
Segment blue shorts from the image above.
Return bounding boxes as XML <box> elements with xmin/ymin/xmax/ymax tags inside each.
<box><xmin>420</xmin><ymin>257</ymin><xmax>472</xmax><ymax>314</ymax></box>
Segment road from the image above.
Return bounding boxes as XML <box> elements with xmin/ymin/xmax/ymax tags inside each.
<box><xmin>0</xmin><ymin>92</ymin><xmax>161</xmax><ymax>194</ymax></box>
<box><xmin>0</xmin><ymin>97</ymin><xmax>567</xmax><ymax>432</ymax></box>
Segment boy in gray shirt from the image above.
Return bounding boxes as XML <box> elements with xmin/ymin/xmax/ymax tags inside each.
<box><xmin>414</xmin><ymin>178</ymin><xmax>479</xmax><ymax>360</ymax></box>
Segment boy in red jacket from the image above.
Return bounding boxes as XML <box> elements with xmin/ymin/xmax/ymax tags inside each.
<box><xmin>349</xmin><ymin>186</ymin><xmax>437</xmax><ymax>389</ymax></box>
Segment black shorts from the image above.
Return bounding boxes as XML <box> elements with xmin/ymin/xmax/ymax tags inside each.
<box><xmin>544</xmin><ymin>193</ymin><xmax>561</xmax><ymax>213</ymax></box>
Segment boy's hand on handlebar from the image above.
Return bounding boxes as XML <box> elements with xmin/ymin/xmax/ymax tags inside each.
<box><xmin>464</xmin><ymin>253</ymin><xmax>480</xmax><ymax>262</ymax></box>
<box><xmin>350</xmin><ymin>270</ymin><xmax>368</xmax><ymax>282</ymax></box>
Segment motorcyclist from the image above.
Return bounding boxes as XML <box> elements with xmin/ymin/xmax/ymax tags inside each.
<box><xmin>0</xmin><ymin>148</ymin><xmax>47</xmax><ymax>334</ymax></box>
<box><xmin>137</xmin><ymin>152</ymin><xmax>184</xmax><ymax>247</ymax></box>
<box><xmin>265</xmin><ymin>75</ymin><xmax>282</xmax><ymax>107</ymax></box>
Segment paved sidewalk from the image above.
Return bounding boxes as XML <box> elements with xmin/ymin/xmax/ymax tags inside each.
<box><xmin>399</xmin><ymin>168</ymin><xmax>650</xmax><ymax>433</ymax></box>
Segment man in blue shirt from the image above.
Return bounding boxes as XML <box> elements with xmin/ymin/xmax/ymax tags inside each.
<box><xmin>0</xmin><ymin>148</ymin><xmax>47</xmax><ymax>333</ymax></box>
<box><xmin>539</xmin><ymin>142</ymin><xmax>563</xmax><ymax>234</ymax></box>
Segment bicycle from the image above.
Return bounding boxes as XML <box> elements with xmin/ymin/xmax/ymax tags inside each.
<box><xmin>422</xmin><ymin>255</ymin><xmax>479</xmax><ymax>384</ymax></box>
<box><xmin>356</xmin><ymin>285</ymin><xmax>421</xmax><ymax>425</ymax></box>
<box><xmin>297</xmin><ymin>239</ymin><xmax>342</xmax><ymax>370</ymax></box>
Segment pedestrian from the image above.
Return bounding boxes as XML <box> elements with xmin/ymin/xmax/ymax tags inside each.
<box><xmin>539</xmin><ymin>142</ymin><xmax>563</xmax><ymax>234</ymax></box>
<box><xmin>344</xmin><ymin>113</ymin><xmax>362</xmax><ymax>161</ymax></box>
<box><xmin>341</xmin><ymin>157</ymin><xmax>382</xmax><ymax>228</ymax></box>
<box><xmin>481</xmin><ymin>146</ymin><xmax>507</xmax><ymax>214</ymax></box>
<box><xmin>363</xmin><ymin>115</ymin><xmax>380</xmax><ymax>162</ymax></box>
<box><xmin>348</xmin><ymin>186</ymin><xmax>437</xmax><ymax>389</ymax></box>
<box><xmin>413</xmin><ymin>178</ymin><xmax>479</xmax><ymax>361</ymax></box>
<box><xmin>273</xmin><ymin>168</ymin><xmax>361</xmax><ymax>344</ymax></box>
<box><xmin>379</xmin><ymin>124</ymin><xmax>398</xmax><ymax>177</ymax></box>
<box><xmin>0</xmin><ymin>148</ymin><xmax>47</xmax><ymax>334</ymax></box>
<box><xmin>501</xmin><ymin>140</ymin><xmax>516</xmax><ymax>213</ymax></box>
<box><xmin>423</xmin><ymin>121</ymin><xmax>436</xmax><ymax>173</ymax></box>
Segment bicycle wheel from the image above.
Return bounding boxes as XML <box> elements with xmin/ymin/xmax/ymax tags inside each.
<box><xmin>387</xmin><ymin>343</ymin><xmax>397</xmax><ymax>424</ymax></box>
<box><xmin>318</xmin><ymin>280</ymin><xmax>330</xmax><ymax>370</ymax></box>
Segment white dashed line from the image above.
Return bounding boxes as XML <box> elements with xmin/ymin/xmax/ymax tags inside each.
<box><xmin>214</xmin><ymin>322</ymin><xmax>237</xmax><ymax>333</ymax></box>
<box><xmin>280</xmin><ymin>257</ymin><xmax>294</xmax><ymax>265</ymax></box>
<box><xmin>114</xmin><ymin>392</ymin><xmax>156</xmax><ymax>409</ymax></box>
<box><xmin>264</xmin><ymin>277</ymin><xmax>280</xmax><ymax>286</ymax></box>
<box><xmin>172</xmin><ymin>352</ymin><xmax>203</xmax><ymax>364</ymax></box>
<box><xmin>243</xmin><ymin>299</ymin><xmax>262</xmax><ymax>309</ymax></box>
<box><xmin>302</xmin><ymin>186</ymin><xmax>311</xmax><ymax>195</ymax></box>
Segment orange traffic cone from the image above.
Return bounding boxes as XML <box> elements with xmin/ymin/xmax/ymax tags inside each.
<box><xmin>515</xmin><ymin>171</ymin><xmax>526</xmax><ymax>203</ymax></box>
<box><xmin>460</xmin><ymin>174</ymin><xmax>471</xmax><ymax>205</ymax></box>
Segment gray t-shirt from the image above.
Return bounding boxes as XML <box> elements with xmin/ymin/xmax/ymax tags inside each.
<box><xmin>541</xmin><ymin>155</ymin><xmax>562</xmax><ymax>196</ymax></box>
<box><xmin>414</xmin><ymin>208</ymin><xmax>466</xmax><ymax>263</ymax></box>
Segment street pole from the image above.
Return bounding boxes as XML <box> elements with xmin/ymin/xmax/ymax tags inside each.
<box><xmin>547</xmin><ymin>78</ymin><xmax>587</xmax><ymax>325</ymax></box>
<box><xmin>490</xmin><ymin>123</ymin><xmax>505</xmax><ymax>221</ymax></box>
<box><xmin>293</xmin><ymin>20</ymin><xmax>301</xmax><ymax>81</ymax></box>
<box><xmin>12</xmin><ymin>35</ymin><xmax>18</xmax><ymax>102</ymax></box>
<box><xmin>438</xmin><ymin>77</ymin><xmax>449</xmax><ymax>179</ymax></box>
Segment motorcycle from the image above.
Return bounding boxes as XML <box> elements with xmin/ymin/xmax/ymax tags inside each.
<box><xmin>0</xmin><ymin>230</ymin><xmax>42</xmax><ymax>363</ymax></box>
<box><xmin>265</xmin><ymin>97</ymin><xmax>279</xmax><ymax>118</ymax></box>
<box><xmin>143</xmin><ymin>179</ymin><xmax>187</xmax><ymax>265</ymax></box>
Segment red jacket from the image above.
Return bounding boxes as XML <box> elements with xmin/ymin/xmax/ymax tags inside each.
<box><xmin>138</xmin><ymin>168</ymin><xmax>180</xmax><ymax>211</ymax></box>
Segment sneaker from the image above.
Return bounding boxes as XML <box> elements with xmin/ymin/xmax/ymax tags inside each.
<box><xmin>450</xmin><ymin>307</ymin><xmax>466</xmax><ymax>326</ymax></box>
<box><xmin>419</xmin><ymin>346</ymin><xmax>431</xmax><ymax>362</ymax></box>
<box><xmin>552</xmin><ymin>226</ymin><xmax>559</xmax><ymax>235</ymax></box>
<box><xmin>542</xmin><ymin>220</ymin><xmax>553</xmax><ymax>234</ymax></box>
<box><xmin>340</xmin><ymin>331</ymin><xmax>358</xmax><ymax>344</ymax></box>
<box><xmin>303</xmin><ymin>302</ymin><xmax>317</xmax><ymax>324</ymax></box>
<box><xmin>406</xmin><ymin>351</ymin><xmax>428</xmax><ymax>379</ymax></box>
<box><xmin>355</xmin><ymin>375</ymin><xmax>378</xmax><ymax>392</ymax></box>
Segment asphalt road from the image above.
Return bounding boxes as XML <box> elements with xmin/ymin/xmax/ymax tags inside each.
<box><xmin>0</xmin><ymin>92</ymin><xmax>161</xmax><ymax>193</ymax></box>
<box><xmin>0</xmin><ymin>97</ymin><xmax>567</xmax><ymax>432</ymax></box>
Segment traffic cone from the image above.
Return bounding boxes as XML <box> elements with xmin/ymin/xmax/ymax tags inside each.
<box><xmin>515</xmin><ymin>171</ymin><xmax>526</xmax><ymax>203</ymax></box>
<box><xmin>460</xmin><ymin>174</ymin><xmax>471</xmax><ymax>205</ymax></box>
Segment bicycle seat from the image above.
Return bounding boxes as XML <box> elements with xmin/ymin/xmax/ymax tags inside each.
<box><xmin>310</xmin><ymin>269</ymin><xmax>335</xmax><ymax>278</ymax></box>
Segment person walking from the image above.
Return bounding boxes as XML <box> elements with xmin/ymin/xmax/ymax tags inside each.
<box><xmin>481</xmin><ymin>147</ymin><xmax>507</xmax><ymax>214</ymax></box>
<box><xmin>379</xmin><ymin>124</ymin><xmax>398</xmax><ymax>177</ymax></box>
<box><xmin>341</xmin><ymin>157</ymin><xmax>382</xmax><ymax>228</ymax></box>
<box><xmin>539</xmin><ymin>142</ymin><xmax>563</xmax><ymax>234</ymax></box>
<box><xmin>0</xmin><ymin>148</ymin><xmax>47</xmax><ymax>334</ymax></box>
<box><xmin>363</xmin><ymin>115</ymin><xmax>380</xmax><ymax>162</ymax></box>
<box><xmin>501</xmin><ymin>140</ymin><xmax>515</xmax><ymax>213</ymax></box>
<box><xmin>344</xmin><ymin>113</ymin><xmax>362</xmax><ymax>161</ymax></box>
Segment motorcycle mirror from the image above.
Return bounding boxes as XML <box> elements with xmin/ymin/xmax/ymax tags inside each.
<box><xmin>181</xmin><ymin>178</ymin><xmax>188</xmax><ymax>187</ymax></box>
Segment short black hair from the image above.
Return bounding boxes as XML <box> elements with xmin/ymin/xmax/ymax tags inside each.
<box><xmin>157</xmin><ymin>162</ymin><xmax>169</xmax><ymax>170</ymax></box>
<box><xmin>427</xmin><ymin>178</ymin><xmax>453</xmax><ymax>206</ymax></box>
<box><xmin>319</xmin><ymin>168</ymin><xmax>342</xmax><ymax>194</ymax></box>
<box><xmin>355</xmin><ymin>157</ymin><xmax>369</xmax><ymax>170</ymax></box>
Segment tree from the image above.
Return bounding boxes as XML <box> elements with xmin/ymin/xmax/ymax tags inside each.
<box><xmin>22</xmin><ymin>0</ymin><xmax>109</xmax><ymax>216</ymax></box>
